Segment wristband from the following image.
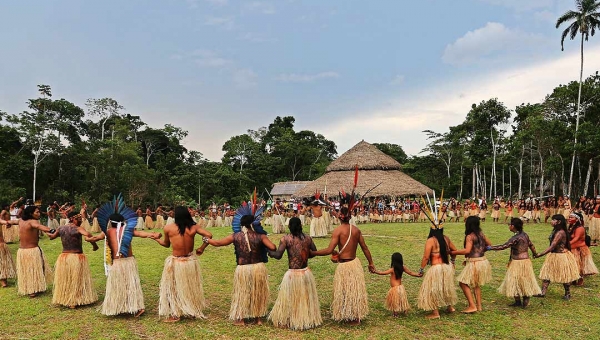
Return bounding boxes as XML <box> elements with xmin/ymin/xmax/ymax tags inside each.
<box><xmin>48</xmin><ymin>229</ymin><xmax>56</xmax><ymax>234</ymax></box>
<box><xmin>418</xmin><ymin>268</ymin><xmax>424</xmax><ymax>275</ymax></box>
<box><xmin>202</xmin><ymin>237</ymin><xmax>210</xmax><ymax>244</ymax></box>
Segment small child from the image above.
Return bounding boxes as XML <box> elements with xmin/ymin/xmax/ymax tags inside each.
<box><xmin>373</xmin><ymin>252</ymin><xmax>422</xmax><ymax>316</ymax></box>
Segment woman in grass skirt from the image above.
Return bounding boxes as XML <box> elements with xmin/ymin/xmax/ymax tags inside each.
<box><xmin>372</xmin><ymin>252</ymin><xmax>422</xmax><ymax>316</ymax></box>
<box><xmin>486</xmin><ymin>218</ymin><xmax>541</xmax><ymax>308</ymax></box>
<box><xmin>568</xmin><ymin>212</ymin><xmax>598</xmax><ymax>286</ymax></box>
<box><xmin>533</xmin><ymin>215</ymin><xmax>580</xmax><ymax>300</ymax></box>
<box><xmin>267</xmin><ymin>217</ymin><xmax>321</xmax><ymax>330</ymax></box>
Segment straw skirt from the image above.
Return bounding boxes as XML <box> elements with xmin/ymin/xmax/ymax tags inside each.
<box><xmin>144</xmin><ymin>216</ymin><xmax>154</xmax><ymax>229</ymax></box>
<box><xmin>590</xmin><ymin>217</ymin><xmax>600</xmax><ymax>241</ymax></box>
<box><xmin>16</xmin><ymin>247</ymin><xmax>53</xmax><ymax>295</ymax></box>
<box><xmin>309</xmin><ymin>216</ymin><xmax>328</xmax><ymax>238</ymax></box>
<box><xmin>457</xmin><ymin>257</ymin><xmax>492</xmax><ymax>287</ymax></box>
<box><xmin>491</xmin><ymin>210</ymin><xmax>500</xmax><ymax>218</ymax></box>
<box><xmin>136</xmin><ymin>217</ymin><xmax>145</xmax><ymax>230</ymax></box>
<box><xmin>52</xmin><ymin>253</ymin><xmax>97</xmax><ymax>307</ymax></box>
<box><xmin>159</xmin><ymin>255</ymin><xmax>206</xmax><ymax>319</ymax></box>
<box><xmin>417</xmin><ymin>263</ymin><xmax>457</xmax><ymax>311</ymax></box>
<box><xmin>0</xmin><ymin>243</ymin><xmax>15</xmax><ymax>280</ymax></box>
<box><xmin>498</xmin><ymin>259</ymin><xmax>541</xmax><ymax>297</ymax></box>
<box><xmin>48</xmin><ymin>219</ymin><xmax>60</xmax><ymax>230</ymax></box>
<box><xmin>2</xmin><ymin>224</ymin><xmax>19</xmax><ymax>243</ymax></box>
<box><xmin>91</xmin><ymin>217</ymin><xmax>101</xmax><ymax>233</ymax></box>
<box><xmin>81</xmin><ymin>219</ymin><xmax>91</xmax><ymax>232</ymax></box>
<box><xmin>269</xmin><ymin>267</ymin><xmax>322</xmax><ymax>330</ymax></box>
<box><xmin>101</xmin><ymin>257</ymin><xmax>145</xmax><ymax>315</ymax></box>
<box><xmin>332</xmin><ymin>258</ymin><xmax>368</xmax><ymax>321</ymax></box>
<box><xmin>166</xmin><ymin>217</ymin><xmax>174</xmax><ymax>226</ymax></box>
<box><xmin>571</xmin><ymin>246</ymin><xmax>599</xmax><ymax>276</ymax></box>
<box><xmin>385</xmin><ymin>284</ymin><xmax>410</xmax><ymax>313</ymax></box>
<box><xmin>272</xmin><ymin>215</ymin><xmax>285</xmax><ymax>234</ymax></box>
<box><xmin>155</xmin><ymin>215</ymin><xmax>165</xmax><ymax>229</ymax></box>
<box><xmin>229</xmin><ymin>262</ymin><xmax>269</xmax><ymax>320</ymax></box>
<box><xmin>539</xmin><ymin>252</ymin><xmax>580</xmax><ymax>283</ymax></box>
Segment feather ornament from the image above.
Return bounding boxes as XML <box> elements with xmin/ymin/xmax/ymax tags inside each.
<box><xmin>96</xmin><ymin>193</ymin><xmax>138</xmax><ymax>258</ymax></box>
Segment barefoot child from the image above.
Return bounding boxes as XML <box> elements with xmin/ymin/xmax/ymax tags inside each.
<box><xmin>372</xmin><ymin>252</ymin><xmax>422</xmax><ymax>316</ymax></box>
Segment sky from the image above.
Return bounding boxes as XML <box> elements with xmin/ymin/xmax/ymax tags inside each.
<box><xmin>1</xmin><ymin>0</ymin><xmax>600</xmax><ymax>161</ymax></box>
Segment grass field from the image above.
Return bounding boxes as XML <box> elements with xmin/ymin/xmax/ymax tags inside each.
<box><xmin>1</xmin><ymin>220</ymin><xmax>599</xmax><ymax>340</ymax></box>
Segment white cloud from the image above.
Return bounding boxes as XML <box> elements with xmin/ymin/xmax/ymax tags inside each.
<box><xmin>534</xmin><ymin>10</ymin><xmax>556</xmax><ymax>24</ymax></box>
<box><xmin>245</xmin><ymin>2</ymin><xmax>276</xmax><ymax>15</ymax></box>
<box><xmin>476</xmin><ymin>0</ymin><xmax>553</xmax><ymax>12</ymax></box>
<box><xmin>206</xmin><ymin>0</ymin><xmax>228</xmax><ymax>5</ymax></box>
<box><xmin>204</xmin><ymin>16</ymin><xmax>235</xmax><ymax>30</ymax></box>
<box><xmin>238</xmin><ymin>32</ymin><xmax>277</xmax><ymax>43</ymax></box>
<box><xmin>442</xmin><ymin>22</ymin><xmax>551</xmax><ymax>66</ymax></box>
<box><xmin>314</xmin><ymin>44</ymin><xmax>600</xmax><ymax>157</ymax></box>
<box><xmin>275</xmin><ymin>71</ymin><xmax>340</xmax><ymax>83</ymax></box>
<box><xmin>233</xmin><ymin>69</ymin><xmax>258</xmax><ymax>88</ymax></box>
<box><xmin>389</xmin><ymin>75</ymin><xmax>405</xmax><ymax>86</ymax></box>
<box><xmin>190</xmin><ymin>49</ymin><xmax>232</xmax><ymax>68</ymax></box>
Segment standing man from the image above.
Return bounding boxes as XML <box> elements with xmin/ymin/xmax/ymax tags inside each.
<box><xmin>304</xmin><ymin>193</ymin><xmax>328</xmax><ymax>238</ymax></box>
<box><xmin>311</xmin><ymin>196</ymin><xmax>375</xmax><ymax>325</ymax></box>
<box><xmin>153</xmin><ymin>206</ymin><xmax>213</xmax><ymax>322</ymax></box>
<box><xmin>17</xmin><ymin>205</ymin><xmax>55</xmax><ymax>297</ymax></box>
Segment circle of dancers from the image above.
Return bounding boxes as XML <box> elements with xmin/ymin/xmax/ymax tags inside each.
<box><xmin>0</xmin><ymin>192</ymin><xmax>598</xmax><ymax>330</ymax></box>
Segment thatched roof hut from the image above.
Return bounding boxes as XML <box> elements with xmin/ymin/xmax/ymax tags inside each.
<box><xmin>295</xmin><ymin>140</ymin><xmax>432</xmax><ymax>198</ymax></box>
<box><xmin>270</xmin><ymin>181</ymin><xmax>311</xmax><ymax>200</ymax></box>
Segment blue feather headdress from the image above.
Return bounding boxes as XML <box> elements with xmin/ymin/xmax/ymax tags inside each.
<box><xmin>231</xmin><ymin>189</ymin><xmax>268</xmax><ymax>262</ymax></box>
<box><xmin>96</xmin><ymin>193</ymin><xmax>138</xmax><ymax>258</ymax></box>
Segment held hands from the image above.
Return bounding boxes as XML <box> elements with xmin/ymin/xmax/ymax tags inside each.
<box><xmin>368</xmin><ymin>263</ymin><xmax>376</xmax><ymax>273</ymax></box>
<box><xmin>151</xmin><ymin>233</ymin><xmax>162</xmax><ymax>240</ymax></box>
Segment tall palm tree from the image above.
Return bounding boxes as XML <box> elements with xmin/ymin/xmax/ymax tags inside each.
<box><xmin>556</xmin><ymin>0</ymin><xmax>600</xmax><ymax>196</ymax></box>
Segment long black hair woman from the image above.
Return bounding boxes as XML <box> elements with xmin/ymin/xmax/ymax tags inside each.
<box><xmin>533</xmin><ymin>215</ymin><xmax>580</xmax><ymax>300</ymax></box>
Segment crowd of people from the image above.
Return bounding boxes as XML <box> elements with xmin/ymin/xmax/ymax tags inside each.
<box><xmin>0</xmin><ymin>193</ymin><xmax>598</xmax><ymax>331</ymax></box>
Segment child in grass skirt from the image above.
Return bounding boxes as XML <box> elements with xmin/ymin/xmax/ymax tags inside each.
<box><xmin>372</xmin><ymin>252</ymin><xmax>422</xmax><ymax>316</ymax></box>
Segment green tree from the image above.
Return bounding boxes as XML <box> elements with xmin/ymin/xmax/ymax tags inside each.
<box><xmin>556</xmin><ymin>0</ymin><xmax>600</xmax><ymax>195</ymax></box>
<box><xmin>373</xmin><ymin>143</ymin><xmax>408</xmax><ymax>165</ymax></box>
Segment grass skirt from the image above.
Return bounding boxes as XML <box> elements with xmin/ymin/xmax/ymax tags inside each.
<box><xmin>539</xmin><ymin>252</ymin><xmax>580</xmax><ymax>283</ymax></box>
<box><xmin>523</xmin><ymin>211</ymin><xmax>533</xmax><ymax>220</ymax></box>
<box><xmin>269</xmin><ymin>267</ymin><xmax>322</xmax><ymax>330</ymax></box>
<box><xmin>385</xmin><ymin>284</ymin><xmax>410</xmax><ymax>313</ymax></box>
<box><xmin>491</xmin><ymin>210</ymin><xmax>500</xmax><ymax>218</ymax></box>
<box><xmin>91</xmin><ymin>217</ymin><xmax>101</xmax><ymax>233</ymax></box>
<box><xmin>332</xmin><ymin>258</ymin><xmax>368</xmax><ymax>321</ymax></box>
<box><xmin>155</xmin><ymin>215</ymin><xmax>165</xmax><ymax>229</ymax></box>
<box><xmin>81</xmin><ymin>219</ymin><xmax>91</xmax><ymax>232</ymax></box>
<box><xmin>417</xmin><ymin>263</ymin><xmax>457</xmax><ymax>311</ymax></box>
<box><xmin>159</xmin><ymin>254</ymin><xmax>206</xmax><ymax>319</ymax></box>
<box><xmin>457</xmin><ymin>257</ymin><xmax>492</xmax><ymax>287</ymax></box>
<box><xmin>498</xmin><ymin>259</ymin><xmax>541</xmax><ymax>297</ymax></box>
<box><xmin>2</xmin><ymin>224</ymin><xmax>19</xmax><ymax>243</ymax></box>
<box><xmin>136</xmin><ymin>217</ymin><xmax>145</xmax><ymax>230</ymax></box>
<box><xmin>16</xmin><ymin>247</ymin><xmax>53</xmax><ymax>295</ymax></box>
<box><xmin>571</xmin><ymin>246</ymin><xmax>598</xmax><ymax>276</ymax></box>
<box><xmin>310</xmin><ymin>216</ymin><xmax>328</xmax><ymax>237</ymax></box>
<box><xmin>479</xmin><ymin>210</ymin><xmax>486</xmax><ymax>219</ymax></box>
<box><xmin>272</xmin><ymin>215</ymin><xmax>285</xmax><ymax>233</ymax></box>
<box><xmin>101</xmin><ymin>257</ymin><xmax>145</xmax><ymax>315</ymax></box>
<box><xmin>589</xmin><ymin>217</ymin><xmax>600</xmax><ymax>241</ymax></box>
<box><xmin>48</xmin><ymin>219</ymin><xmax>60</xmax><ymax>230</ymax></box>
<box><xmin>229</xmin><ymin>262</ymin><xmax>269</xmax><ymax>320</ymax></box>
<box><xmin>144</xmin><ymin>216</ymin><xmax>154</xmax><ymax>229</ymax></box>
<box><xmin>0</xmin><ymin>243</ymin><xmax>15</xmax><ymax>280</ymax></box>
<box><xmin>52</xmin><ymin>253</ymin><xmax>97</xmax><ymax>307</ymax></box>
<box><xmin>166</xmin><ymin>217</ymin><xmax>174</xmax><ymax>226</ymax></box>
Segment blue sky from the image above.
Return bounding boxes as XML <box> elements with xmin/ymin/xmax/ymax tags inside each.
<box><xmin>1</xmin><ymin>0</ymin><xmax>599</xmax><ymax>161</ymax></box>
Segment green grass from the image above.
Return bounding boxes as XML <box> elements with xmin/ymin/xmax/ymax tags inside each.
<box><xmin>1</xmin><ymin>220</ymin><xmax>599</xmax><ymax>339</ymax></box>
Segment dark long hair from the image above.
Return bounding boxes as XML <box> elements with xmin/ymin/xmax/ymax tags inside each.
<box><xmin>464</xmin><ymin>216</ymin><xmax>484</xmax><ymax>247</ymax></box>
<box><xmin>174</xmin><ymin>206</ymin><xmax>195</xmax><ymax>235</ymax></box>
<box><xmin>551</xmin><ymin>214</ymin><xmax>571</xmax><ymax>251</ymax></box>
<box><xmin>22</xmin><ymin>206</ymin><xmax>38</xmax><ymax>221</ymax></box>
<box><xmin>391</xmin><ymin>252</ymin><xmax>404</xmax><ymax>278</ymax></box>
<box><xmin>428</xmin><ymin>228</ymin><xmax>449</xmax><ymax>264</ymax></box>
<box><xmin>288</xmin><ymin>217</ymin><xmax>304</xmax><ymax>239</ymax></box>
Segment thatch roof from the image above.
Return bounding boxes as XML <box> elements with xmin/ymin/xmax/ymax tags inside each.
<box><xmin>295</xmin><ymin>140</ymin><xmax>432</xmax><ymax>198</ymax></box>
<box><xmin>270</xmin><ymin>181</ymin><xmax>311</xmax><ymax>196</ymax></box>
<box><xmin>326</xmin><ymin>140</ymin><xmax>402</xmax><ymax>171</ymax></box>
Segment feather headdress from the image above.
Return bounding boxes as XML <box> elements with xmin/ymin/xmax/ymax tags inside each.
<box><xmin>97</xmin><ymin>194</ymin><xmax>137</xmax><ymax>265</ymax></box>
<box><xmin>231</xmin><ymin>188</ymin><xmax>268</xmax><ymax>262</ymax></box>
<box><xmin>310</xmin><ymin>190</ymin><xmax>327</xmax><ymax>206</ymax></box>
<box><xmin>338</xmin><ymin>165</ymin><xmax>381</xmax><ymax>221</ymax></box>
<box><xmin>420</xmin><ymin>189</ymin><xmax>445</xmax><ymax>229</ymax></box>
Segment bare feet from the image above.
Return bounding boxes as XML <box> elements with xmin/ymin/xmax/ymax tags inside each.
<box><xmin>69</xmin><ymin>305</ymin><xmax>76</xmax><ymax>309</ymax></box>
<box><xmin>233</xmin><ymin>319</ymin><xmax>245</xmax><ymax>326</ymax></box>
<box><xmin>256</xmin><ymin>318</ymin><xmax>263</xmax><ymax>326</ymax></box>
<box><xmin>461</xmin><ymin>307</ymin><xmax>477</xmax><ymax>314</ymax></box>
<box><xmin>446</xmin><ymin>306</ymin><xmax>456</xmax><ymax>313</ymax></box>
<box><xmin>425</xmin><ymin>313</ymin><xmax>440</xmax><ymax>320</ymax></box>
<box><xmin>0</xmin><ymin>279</ymin><xmax>7</xmax><ymax>288</ymax></box>
<box><xmin>29</xmin><ymin>293</ymin><xmax>37</xmax><ymax>298</ymax></box>
<box><xmin>347</xmin><ymin>319</ymin><xmax>361</xmax><ymax>325</ymax></box>
<box><xmin>164</xmin><ymin>316</ymin><xmax>180</xmax><ymax>323</ymax></box>
<box><xmin>134</xmin><ymin>309</ymin><xmax>145</xmax><ymax>317</ymax></box>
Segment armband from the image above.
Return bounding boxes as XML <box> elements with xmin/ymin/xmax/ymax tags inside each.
<box><xmin>486</xmin><ymin>246</ymin><xmax>492</xmax><ymax>251</ymax></box>
<box><xmin>418</xmin><ymin>268</ymin><xmax>424</xmax><ymax>275</ymax></box>
<box><xmin>48</xmin><ymin>229</ymin><xmax>56</xmax><ymax>234</ymax></box>
<box><xmin>202</xmin><ymin>237</ymin><xmax>210</xmax><ymax>244</ymax></box>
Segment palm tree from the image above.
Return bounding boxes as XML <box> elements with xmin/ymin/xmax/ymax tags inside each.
<box><xmin>556</xmin><ymin>0</ymin><xmax>600</xmax><ymax>196</ymax></box>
